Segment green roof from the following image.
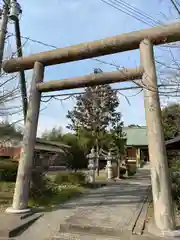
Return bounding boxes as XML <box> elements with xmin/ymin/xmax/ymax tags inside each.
<box><xmin>122</xmin><ymin>126</ymin><xmax>148</xmax><ymax>146</ymax></box>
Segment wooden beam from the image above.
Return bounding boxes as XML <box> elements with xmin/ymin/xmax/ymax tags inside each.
<box><xmin>3</xmin><ymin>22</ymin><xmax>180</xmax><ymax>73</ymax></box>
<box><xmin>37</xmin><ymin>67</ymin><xmax>143</xmax><ymax>92</ymax></box>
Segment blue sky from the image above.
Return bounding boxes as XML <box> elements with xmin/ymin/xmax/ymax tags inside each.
<box><xmin>4</xmin><ymin>0</ymin><xmax>179</xmax><ymax>136</ymax></box>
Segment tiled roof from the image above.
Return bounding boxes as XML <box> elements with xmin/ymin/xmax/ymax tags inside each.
<box><xmin>0</xmin><ymin>136</ymin><xmax>70</xmax><ymax>152</ymax></box>
<box><xmin>123</xmin><ymin>126</ymin><xmax>148</xmax><ymax>146</ymax></box>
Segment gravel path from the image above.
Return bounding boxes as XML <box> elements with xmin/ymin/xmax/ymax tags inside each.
<box><xmin>17</xmin><ymin>167</ymin><xmax>151</xmax><ymax>240</ymax></box>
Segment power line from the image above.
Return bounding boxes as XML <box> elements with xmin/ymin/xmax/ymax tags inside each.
<box><xmin>115</xmin><ymin>0</ymin><xmax>163</xmax><ymax>25</ymax></box>
<box><xmin>99</xmin><ymin>0</ymin><xmax>180</xmax><ymax>49</ymax></box>
<box><xmin>4</xmin><ymin>3</ymin><xmax>180</xmax><ymax>101</ymax></box>
<box><xmin>7</xmin><ymin>32</ymin><xmax>57</xmax><ymax>49</ymax></box>
<box><xmin>175</xmin><ymin>0</ymin><xmax>180</xmax><ymax>8</ymax></box>
<box><xmin>7</xmin><ymin>31</ymin><xmax>124</xmax><ymax>67</ymax></box>
<box><xmin>41</xmin><ymin>84</ymin><xmax>179</xmax><ymax>103</ymax></box>
<box><xmin>5</xmin><ymin>31</ymin><xmax>180</xmax><ymax>101</ymax></box>
<box><xmin>100</xmin><ymin>0</ymin><xmax>153</xmax><ymax>27</ymax></box>
<box><xmin>169</xmin><ymin>0</ymin><xmax>180</xmax><ymax>16</ymax></box>
<box><xmin>100</xmin><ymin>0</ymin><xmax>164</xmax><ymax>27</ymax></box>
<box><xmin>6</xmin><ymin>32</ymin><xmax>180</xmax><ymax>99</ymax></box>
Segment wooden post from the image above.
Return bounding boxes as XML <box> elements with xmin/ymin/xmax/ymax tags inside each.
<box><xmin>6</xmin><ymin>62</ymin><xmax>44</xmax><ymax>213</ymax></box>
<box><xmin>136</xmin><ymin>148</ymin><xmax>141</xmax><ymax>168</ymax></box>
<box><xmin>140</xmin><ymin>39</ymin><xmax>175</xmax><ymax>231</ymax></box>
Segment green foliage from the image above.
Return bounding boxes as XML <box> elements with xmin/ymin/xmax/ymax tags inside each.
<box><xmin>29</xmin><ymin>171</ymin><xmax>84</xmax><ymax>207</ymax></box>
<box><xmin>162</xmin><ymin>103</ymin><xmax>180</xmax><ymax>140</ymax></box>
<box><xmin>109</xmin><ymin>112</ymin><xmax>125</xmax><ymax>159</ymax></box>
<box><xmin>0</xmin><ymin>121</ymin><xmax>22</xmax><ymax>138</ymax></box>
<box><xmin>54</xmin><ymin>172</ymin><xmax>86</xmax><ymax>185</ymax></box>
<box><xmin>66</xmin><ymin>69</ymin><xmax>120</xmax><ymax>146</ymax></box>
<box><xmin>66</xmin><ymin>68</ymin><xmax>125</xmax><ymax>172</ymax></box>
<box><xmin>41</xmin><ymin>68</ymin><xmax>125</xmax><ymax>172</ymax></box>
<box><xmin>170</xmin><ymin>160</ymin><xmax>180</xmax><ymax>208</ymax></box>
<box><xmin>171</xmin><ymin>174</ymin><xmax>180</xmax><ymax>208</ymax></box>
<box><xmin>128</xmin><ymin>164</ymin><xmax>137</xmax><ymax>176</ymax></box>
<box><xmin>42</xmin><ymin>127</ymin><xmax>63</xmax><ymax>141</ymax></box>
<box><xmin>0</xmin><ymin>181</ymin><xmax>15</xmax><ymax>207</ymax></box>
<box><xmin>113</xmin><ymin>166</ymin><xmax>126</xmax><ymax>176</ymax></box>
<box><xmin>30</xmin><ymin>171</ymin><xmax>58</xmax><ymax>205</ymax></box>
<box><xmin>0</xmin><ymin>161</ymin><xmax>18</xmax><ymax>181</ymax></box>
<box><xmin>62</xmin><ymin>133</ymin><xmax>88</xmax><ymax>170</ymax></box>
<box><xmin>42</xmin><ymin>128</ymin><xmax>88</xmax><ymax>170</ymax></box>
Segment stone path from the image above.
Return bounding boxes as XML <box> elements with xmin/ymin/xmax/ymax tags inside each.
<box><xmin>17</xmin><ymin>167</ymin><xmax>151</xmax><ymax>240</ymax></box>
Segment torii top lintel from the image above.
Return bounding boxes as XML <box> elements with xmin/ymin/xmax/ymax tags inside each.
<box><xmin>2</xmin><ymin>22</ymin><xmax>180</xmax><ymax>73</ymax></box>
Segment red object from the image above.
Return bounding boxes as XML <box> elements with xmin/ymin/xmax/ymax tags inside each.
<box><xmin>0</xmin><ymin>146</ymin><xmax>21</xmax><ymax>161</ymax></box>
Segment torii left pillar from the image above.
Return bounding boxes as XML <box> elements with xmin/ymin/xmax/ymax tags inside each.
<box><xmin>6</xmin><ymin>62</ymin><xmax>44</xmax><ymax>213</ymax></box>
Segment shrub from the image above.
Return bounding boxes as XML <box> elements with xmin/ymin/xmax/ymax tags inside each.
<box><xmin>29</xmin><ymin>171</ymin><xmax>86</xmax><ymax>206</ymax></box>
<box><xmin>120</xmin><ymin>167</ymin><xmax>126</xmax><ymax>175</ymax></box>
<box><xmin>30</xmin><ymin>171</ymin><xmax>58</xmax><ymax>205</ymax></box>
<box><xmin>54</xmin><ymin>172</ymin><xmax>85</xmax><ymax>185</ymax></box>
<box><xmin>171</xmin><ymin>172</ymin><xmax>180</xmax><ymax>207</ymax></box>
<box><xmin>0</xmin><ymin>161</ymin><xmax>18</xmax><ymax>181</ymax></box>
<box><xmin>170</xmin><ymin>159</ymin><xmax>180</xmax><ymax>209</ymax></box>
<box><xmin>54</xmin><ymin>172</ymin><xmax>69</xmax><ymax>184</ymax></box>
<box><xmin>68</xmin><ymin>172</ymin><xmax>85</xmax><ymax>185</ymax></box>
<box><xmin>128</xmin><ymin>164</ymin><xmax>137</xmax><ymax>176</ymax></box>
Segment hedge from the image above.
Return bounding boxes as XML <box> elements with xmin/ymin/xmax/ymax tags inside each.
<box><xmin>0</xmin><ymin>160</ymin><xmax>18</xmax><ymax>181</ymax></box>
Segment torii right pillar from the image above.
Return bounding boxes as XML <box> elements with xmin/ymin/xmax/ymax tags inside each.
<box><xmin>140</xmin><ymin>39</ymin><xmax>175</xmax><ymax>231</ymax></box>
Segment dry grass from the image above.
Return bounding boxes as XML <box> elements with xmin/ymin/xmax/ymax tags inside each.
<box><xmin>28</xmin><ymin>184</ymin><xmax>84</xmax><ymax>210</ymax></box>
<box><xmin>146</xmin><ymin>202</ymin><xmax>154</xmax><ymax>218</ymax></box>
<box><xmin>95</xmin><ymin>170</ymin><xmax>106</xmax><ymax>181</ymax></box>
<box><xmin>0</xmin><ymin>181</ymin><xmax>14</xmax><ymax>212</ymax></box>
<box><xmin>0</xmin><ymin>171</ymin><xmax>101</xmax><ymax>212</ymax></box>
<box><xmin>0</xmin><ymin>181</ymin><xmax>85</xmax><ymax>211</ymax></box>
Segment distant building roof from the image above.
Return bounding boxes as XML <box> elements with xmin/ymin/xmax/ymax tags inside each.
<box><xmin>35</xmin><ymin>138</ymin><xmax>70</xmax><ymax>150</ymax></box>
<box><xmin>165</xmin><ymin>136</ymin><xmax>180</xmax><ymax>150</ymax></box>
<box><xmin>123</xmin><ymin>126</ymin><xmax>148</xmax><ymax>146</ymax></box>
<box><xmin>0</xmin><ymin>136</ymin><xmax>70</xmax><ymax>153</ymax></box>
<box><xmin>165</xmin><ymin>136</ymin><xmax>180</xmax><ymax>145</ymax></box>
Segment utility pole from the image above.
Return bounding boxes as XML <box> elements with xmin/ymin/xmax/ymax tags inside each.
<box><xmin>140</xmin><ymin>38</ymin><xmax>176</xmax><ymax>231</ymax></box>
<box><xmin>14</xmin><ymin>16</ymin><xmax>28</xmax><ymax>120</ymax></box>
<box><xmin>0</xmin><ymin>0</ymin><xmax>9</xmax><ymax>72</ymax></box>
<box><xmin>9</xmin><ymin>0</ymin><xmax>28</xmax><ymax>121</ymax></box>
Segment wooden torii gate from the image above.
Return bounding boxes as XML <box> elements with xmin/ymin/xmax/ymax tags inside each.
<box><xmin>3</xmin><ymin>22</ymin><xmax>180</xmax><ymax>232</ymax></box>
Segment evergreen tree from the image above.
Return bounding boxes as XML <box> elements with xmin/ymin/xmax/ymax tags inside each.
<box><xmin>162</xmin><ymin>103</ymin><xmax>180</xmax><ymax>140</ymax></box>
<box><xmin>67</xmin><ymin>68</ymin><xmax>120</xmax><ymax>174</ymax></box>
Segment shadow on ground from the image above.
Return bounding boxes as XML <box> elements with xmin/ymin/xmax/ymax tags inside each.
<box><xmin>42</xmin><ymin>169</ymin><xmax>151</xmax><ymax>212</ymax></box>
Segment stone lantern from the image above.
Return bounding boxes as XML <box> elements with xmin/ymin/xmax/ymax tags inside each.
<box><xmin>86</xmin><ymin>148</ymin><xmax>96</xmax><ymax>183</ymax></box>
<box><xmin>105</xmin><ymin>151</ymin><xmax>113</xmax><ymax>180</ymax></box>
